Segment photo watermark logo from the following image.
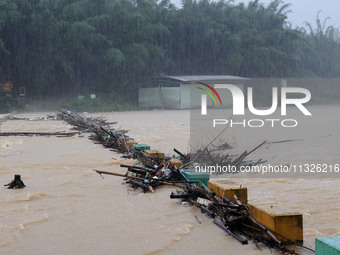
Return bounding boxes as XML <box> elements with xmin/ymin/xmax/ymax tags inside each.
<box><xmin>191</xmin><ymin>78</ymin><xmax>340</xmax><ymax>178</ymax></box>
<box><xmin>197</xmin><ymin>84</ymin><xmax>312</xmax><ymax>128</ymax></box>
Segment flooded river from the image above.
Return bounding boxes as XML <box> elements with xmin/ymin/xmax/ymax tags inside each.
<box><xmin>1</xmin><ymin>106</ymin><xmax>339</xmax><ymax>254</ymax></box>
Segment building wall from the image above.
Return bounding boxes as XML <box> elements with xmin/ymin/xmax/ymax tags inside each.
<box><xmin>138</xmin><ymin>87</ymin><xmax>181</xmax><ymax>109</ymax></box>
<box><xmin>138</xmin><ymin>83</ymin><xmax>244</xmax><ymax>109</ymax></box>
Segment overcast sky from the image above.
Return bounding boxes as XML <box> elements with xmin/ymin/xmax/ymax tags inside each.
<box><xmin>233</xmin><ymin>0</ymin><xmax>340</xmax><ymax>28</ymax></box>
<box><xmin>173</xmin><ymin>0</ymin><xmax>340</xmax><ymax>29</ymax></box>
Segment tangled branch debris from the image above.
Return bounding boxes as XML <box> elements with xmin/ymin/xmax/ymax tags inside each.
<box><xmin>171</xmin><ymin>185</ymin><xmax>301</xmax><ymax>254</ymax></box>
<box><xmin>57</xmin><ymin>111</ymin><xmax>301</xmax><ymax>254</ymax></box>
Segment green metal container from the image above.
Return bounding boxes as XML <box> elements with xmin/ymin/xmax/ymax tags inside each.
<box><xmin>181</xmin><ymin>170</ymin><xmax>210</xmax><ymax>186</ymax></box>
<box><xmin>316</xmin><ymin>236</ymin><xmax>340</xmax><ymax>255</ymax></box>
<box><xmin>132</xmin><ymin>144</ymin><xmax>151</xmax><ymax>153</ymax></box>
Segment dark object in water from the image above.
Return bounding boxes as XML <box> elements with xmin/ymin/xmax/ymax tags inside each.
<box><xmin>4</xmin><ymin>175</ymin><xmax>26</xmax><ymax>189</ymax></box>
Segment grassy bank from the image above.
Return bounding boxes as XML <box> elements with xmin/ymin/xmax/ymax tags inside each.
<box><xmin>63</xmin><ymin>94</ymin><xmax>139</xmax><ymax>112</ymax></box>
<box><xmin>0</xmin><ymin>94</ymin><xmax>25</xmax><ymax>114</ymax></box>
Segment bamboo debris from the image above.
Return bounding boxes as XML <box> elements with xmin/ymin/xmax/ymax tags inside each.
<box><xmin>59</xmin><ymin>111</ymin><xmax>301</xmax><ymax>254</ymax></box>
<box><xmin>170</xmin><ymin>186</ymin><xmax>300</xmax><ymax>254</ymax></box>
<box><xmin>57</xmin><ymin>111</ymin><xmax>116</xmax><ymax>132</ymax></box>
<box><xmin>190</xmin><ymin>141</ymin><xmax>267</xmax><ymax>174</ymax></box>
<box><xmin>57</xmin><ymin>111</ymin><xmax>192</xmax><ymax>190</ymax></box>
<box><xmin>95</xmin><ymin>170</ymin><xmax>186</xmax><ymax>189</ymax></box>
<box><xmin>58</xmin><ymin>110</ymin><xmax>267</xmax><ymax>190</ymax></box>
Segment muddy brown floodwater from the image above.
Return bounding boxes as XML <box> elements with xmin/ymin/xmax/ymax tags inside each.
<box><xmin>0</xmin><ymin>106</ymin><xmax>339</xmax><ymax>255</ymax></box>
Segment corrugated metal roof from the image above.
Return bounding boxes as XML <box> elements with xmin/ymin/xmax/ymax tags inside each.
<box><xmin>163</xmin><ymin>75</ymin><xmax>248</xmax><ymax>83</ymax></box>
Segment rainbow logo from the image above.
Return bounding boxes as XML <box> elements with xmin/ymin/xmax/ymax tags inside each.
<box><xmin>197</xmin><ymin>82</ymin><xmax>223</xmax><ymax>106</ymax></box>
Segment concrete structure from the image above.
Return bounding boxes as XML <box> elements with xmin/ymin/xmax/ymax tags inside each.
<box><xmin>208</xmin><ymin>179</ymin><xmax>303</xmax><ymax>244</ymax></box>
<box><xmin>138</xmin><ymin>75</ymin><xmax>247</xmax><ymax>109</ymax></box>
<box><xmin>247</xmin><ymin>203</ymin><xmax>303</xmax><ymax>244</ymax></box>
<box><xmin>207</xmin><ymin>179</ymin><xmax>248</xmax><ymax>204</ymax></box>
<box><xmin>144</xmin><ymin>150</ymin><xmax>165</xmax><ymax>158</ymax></box>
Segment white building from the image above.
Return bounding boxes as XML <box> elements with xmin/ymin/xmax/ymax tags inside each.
<box><xmin>138</xmin><ymin>75</ymin><xmax>248</xmax><ymax>109</ymax></box>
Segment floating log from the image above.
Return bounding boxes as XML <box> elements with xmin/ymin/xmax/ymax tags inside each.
<box><xmin>95</xmin><ymin>170</ymin><xmax>185</xmax><ymax>188</ymax></box>
<box><xmin>170</xmin><ymin>192</ymin><xmax>195</xmax><ymax>199</ymax></box>
<box><xmin>0</xmin><ymin>131</ymin><xmax>80</xmax><ymax>137</ymax></box>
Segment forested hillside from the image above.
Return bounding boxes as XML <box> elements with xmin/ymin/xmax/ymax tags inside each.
<box><xmin>0</xmin><ymin>0</ymin><xmax>339</xmax><ymax>102</ymax></box>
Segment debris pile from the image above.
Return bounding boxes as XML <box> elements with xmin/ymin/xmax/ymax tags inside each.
<box><xmin>58</xmin><ymin>111</ymin><xmax>266</xmax><ymax>189</ymax></box>
<box><xmin>191</xmin><ymin>141</ymin><xmax>267</xmax><ymax>173</ymax></box>
<box><xmin>171</xmin><ymin>184</ymin><xmax>301</xmax><ymax>254</ymax></box>
<box><xmin>58</xmin><ymin>111</ymin><xmax>194</xmax><ymax>192</ymax></box>
<box><xmin>57</xmin><ymin>111</ymin><xmax>304</xmax><ymax>254</ymax></box>
<box><xmin>57</xmin><ymin>111</ymin><xmax>116</xmax><ymax>132</ymax></box>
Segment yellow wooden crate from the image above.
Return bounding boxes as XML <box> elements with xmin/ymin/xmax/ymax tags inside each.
<box><xmin>127</xmin><ymin>140</ymin><xmax>137</xmax><ymax>149</ymax></box>
<box><xmin>169</xmin><ymin>158</ymin><xmax>183</xmax><ymax>168</ymax></box>
<box><xmin>144</xmin><ymin>150</ymin><xmax>165</xmax><ymax>158</ymax></box>
<box><xmin>207</xmin><ymin>179</ymin><xmax>247</xmax><ymax>204</ymax></box>
<box><xmin>247</xmin><ymin>203</ymin><xmax>303</xmax><ymax>244</ymax></box>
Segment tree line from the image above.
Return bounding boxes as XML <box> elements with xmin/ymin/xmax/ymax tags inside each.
<box><xmin>0</xmin><ymin>0</ymin><xmax>339</xmax><ymax>102</ymax></box>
